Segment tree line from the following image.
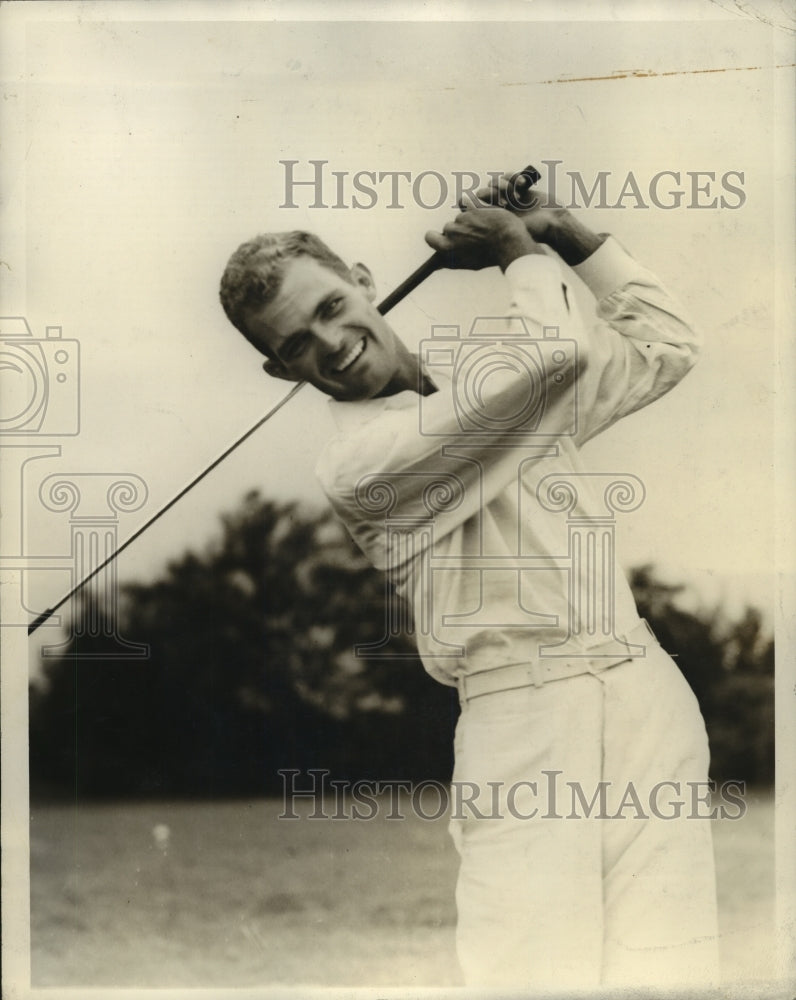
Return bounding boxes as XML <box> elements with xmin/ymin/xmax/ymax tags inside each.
<box><xmin>29</xmin><ymin>491</ymin><xmax>774</xmax><ymax>798</ymax></box>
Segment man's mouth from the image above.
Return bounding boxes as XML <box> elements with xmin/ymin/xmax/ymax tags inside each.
<box><xmin>332</xmin><ymin>336</ymin><xmax>366</xmax><ymax>373</ymax></box>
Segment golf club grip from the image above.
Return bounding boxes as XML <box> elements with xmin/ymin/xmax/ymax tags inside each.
<box><xmin>377</xmin><ymin>253</ymin><xmax>442</xmax><ymax>315</ymax></box>
<box><xmin>375</xmin><ymin>163</ymin><xmax>541</xmax><ymax>316</ymax></box>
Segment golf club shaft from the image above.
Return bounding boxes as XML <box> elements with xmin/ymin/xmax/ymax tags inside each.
<box><xmin>28</xmin><ymin>163</ymin><xmax>542</xmax><ymax>635</ymax></box>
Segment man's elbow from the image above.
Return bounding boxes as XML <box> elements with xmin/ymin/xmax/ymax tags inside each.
<box><xmin>673</xmin><ymin>323</ymin><xmax>702</xmax><ymax>377</ymax></box>
<box><xmin>649</xmin><ymin>334</ymin><xmax>701</xmax><ymax>395</ymax></box>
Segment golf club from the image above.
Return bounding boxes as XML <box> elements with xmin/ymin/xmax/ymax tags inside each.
<box><xmin>27</xmin><ymin>164</ymin><xmax>541</xmax><ymax>636</ymax></box>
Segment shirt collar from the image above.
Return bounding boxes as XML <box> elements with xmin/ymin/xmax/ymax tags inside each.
<box><xmin>327</xmin><ymin>362</ymin><xmax>449</xmax><ymax>433</ymax></box>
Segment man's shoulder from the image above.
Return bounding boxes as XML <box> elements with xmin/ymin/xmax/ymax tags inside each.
<box><xmin>315</xmin><ymin>392</ymin><xmax>426</xmax><ymax>495</ymax></box>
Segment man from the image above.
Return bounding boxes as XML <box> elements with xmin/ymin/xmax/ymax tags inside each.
<box><xmin>219</xmin><ymin>175</ymin><xmax>720</xmax><ymax>990</ymax></box>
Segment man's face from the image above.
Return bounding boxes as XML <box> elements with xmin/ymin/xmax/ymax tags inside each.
<box><xmin>244</xmin><ymin>256</ymin><xmax>411</xmax><ymax>402</ymax></box>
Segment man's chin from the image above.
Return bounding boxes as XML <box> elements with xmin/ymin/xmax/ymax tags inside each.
<box><xmin>333</xmin><ymin>388</ymin><xmax>381</xmax><ymax>403</ymax></box>
<box><xmin>324</xmin><ymin>381</ymin><xmax>377</xmax><ymax>403</ymax></box>
<box><xmin>326</xmin><ymin>374</ymin><xmax>393</xmax><ymax>403</ymax></box>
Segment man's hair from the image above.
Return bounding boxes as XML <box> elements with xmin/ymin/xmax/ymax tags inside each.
<box><xmin>219</xmin><ymin>231</ymin><xmax>352</xmax><ymax>354</ymax></box>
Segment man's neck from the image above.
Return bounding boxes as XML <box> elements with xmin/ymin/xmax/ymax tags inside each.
<box><xmin>373</xmin><ymin>349</ymin><xmax>437</xmax><ymax>398</ymax></box>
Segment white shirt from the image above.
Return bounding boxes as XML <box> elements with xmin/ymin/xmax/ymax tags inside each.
<box><xmin>315</xmin><ymin>238</ymin><xmax>700</xmax><ymax>687</ymax></box>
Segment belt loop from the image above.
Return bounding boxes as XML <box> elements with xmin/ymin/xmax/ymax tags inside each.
<box><xmin>456</xmin><ymin>673</ymin><xmax>468</xmax><ymax>706</ymax></box>
<box><xmin>528</xmin><ymin>661</ymin><xmax>545</xmax><ymax>688</ymax></box>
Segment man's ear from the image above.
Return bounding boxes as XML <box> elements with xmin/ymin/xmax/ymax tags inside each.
<box><xmin>262</xmin><ymin>358</ymin><xmax>297</xmax><ymax>382</ymax></box>
<box><xmin>349</xmin><ymin>262</ymin><xmax>377</xmax><ymax>302</ymax></box>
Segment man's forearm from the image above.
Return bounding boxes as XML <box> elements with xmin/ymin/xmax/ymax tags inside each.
<box><xmin>537</xmin><ymin>209</ymin><xmax>607</xmax><ymax>267</ymax></box>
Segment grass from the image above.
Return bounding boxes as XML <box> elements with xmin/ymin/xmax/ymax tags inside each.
<box><xmin>30</xmin><ymin>788</ymin><xmax>777</xmax><ymax>989</ymax></box>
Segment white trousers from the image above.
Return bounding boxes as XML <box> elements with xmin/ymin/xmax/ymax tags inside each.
<box><xmin>448</xmin><ymin>642</ymin><xmax>720</xmax><ymax>990</ymax></box>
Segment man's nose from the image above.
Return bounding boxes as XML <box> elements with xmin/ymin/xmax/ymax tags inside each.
<box><xmin>313</xmin><ymin>323</ymin><xmax>346</xmax><ymax>354</ymax></box>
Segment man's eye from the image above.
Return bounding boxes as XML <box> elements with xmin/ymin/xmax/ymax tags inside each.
<box><xmin>324</xmin><ymin>297</ymin><xmax>343</xmax><ymax>318</ymax></box>
<box><xmin>284</xmin><ymin>334</ymin><xmax>310</xmax><ymax>360</ymax></box>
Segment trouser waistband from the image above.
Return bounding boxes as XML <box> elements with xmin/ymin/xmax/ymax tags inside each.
<box><xmin>456</xmin><ymin>619</ymin><xmax>658</xmax><ymax>707</ymax></box>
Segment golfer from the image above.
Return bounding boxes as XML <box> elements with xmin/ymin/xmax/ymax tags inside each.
<box><xmin>219</xmin><ymin>174</ymin><xmax>720</xmax><ymax>990</ymax></box>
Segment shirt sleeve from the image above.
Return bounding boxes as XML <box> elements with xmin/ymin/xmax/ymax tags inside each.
<box><xmin>315</xmin><ymin>254</ymin><xmax>586</xmax><ymax>571</ymax></box>
<box><xmin>570</xmin><ymin>237</ymin><xmax>701</xmax><ymax>446</ymax></box>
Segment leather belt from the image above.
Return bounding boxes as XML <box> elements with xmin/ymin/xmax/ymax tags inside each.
<box><xmin>456</xmin><ymin>619</ymin><xmax>657</xmax><ymax>707</ymax></box>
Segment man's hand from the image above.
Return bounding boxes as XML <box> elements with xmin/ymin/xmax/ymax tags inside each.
<box><xmin>467</xmin><ymin>172</ymin><xmax>566</xmax><ymax>247</ymax></box>
<box><xmin>424</xmin><ymin>206</ymin><xmax>542</xmax><ymax>272</ymax></box>
<box><xmin>469</xmin><ymin>170</ymin><xmax>607</xmax><ymax>267</ymax></box>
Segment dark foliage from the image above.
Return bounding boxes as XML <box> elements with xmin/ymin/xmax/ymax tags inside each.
<box><xmin>29</xmin><ymin>495</ymin><xmax>773</xmax><ymax>798</ymax></box>
<box><xmin>630</xmin><ymin>565</ymin><xmax>774</xmax><ymax>785</ymax></box>
<box><xmin>30</xmin><ymin>493</ymin><xmax>457</xmax><ymax>798</ymax></box>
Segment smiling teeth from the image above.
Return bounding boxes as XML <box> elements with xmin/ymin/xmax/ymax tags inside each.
<box><xmin>334</xmin><ymin>338</ymin><xmax>365</xmax><ymax>372</ymax></box>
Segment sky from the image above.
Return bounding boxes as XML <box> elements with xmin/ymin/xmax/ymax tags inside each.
<box><xmin>2</xmin><ymin>7</ymin><xmax>793</xmax><ymax>642</ymax></box>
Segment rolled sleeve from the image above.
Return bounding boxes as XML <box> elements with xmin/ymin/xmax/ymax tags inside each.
<box><xmin>572</xmin><ymin>236</ymin><xmax>652</xmax><ymax>301</ymax></box>
<box><xmin>503</xmin><ymin>254</ymin><xmax>571</xmax><ymax>329</ymax></box>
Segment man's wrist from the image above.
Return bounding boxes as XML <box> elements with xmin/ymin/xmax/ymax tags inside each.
<box><xmin>536</xmin><ymin>209</ymin><xmax>607</xmax><ymax>266</ymax></box>
<box><xmin>496</xmin><ymin>231</ymin><xmax>543</xmax><ymax>272</ymax></box>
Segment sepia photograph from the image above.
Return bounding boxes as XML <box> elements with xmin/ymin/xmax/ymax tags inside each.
<box><xmin>1</xmin><ymin>2</ymin><xmax>794</xmax><ymax>998</ymax></box>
